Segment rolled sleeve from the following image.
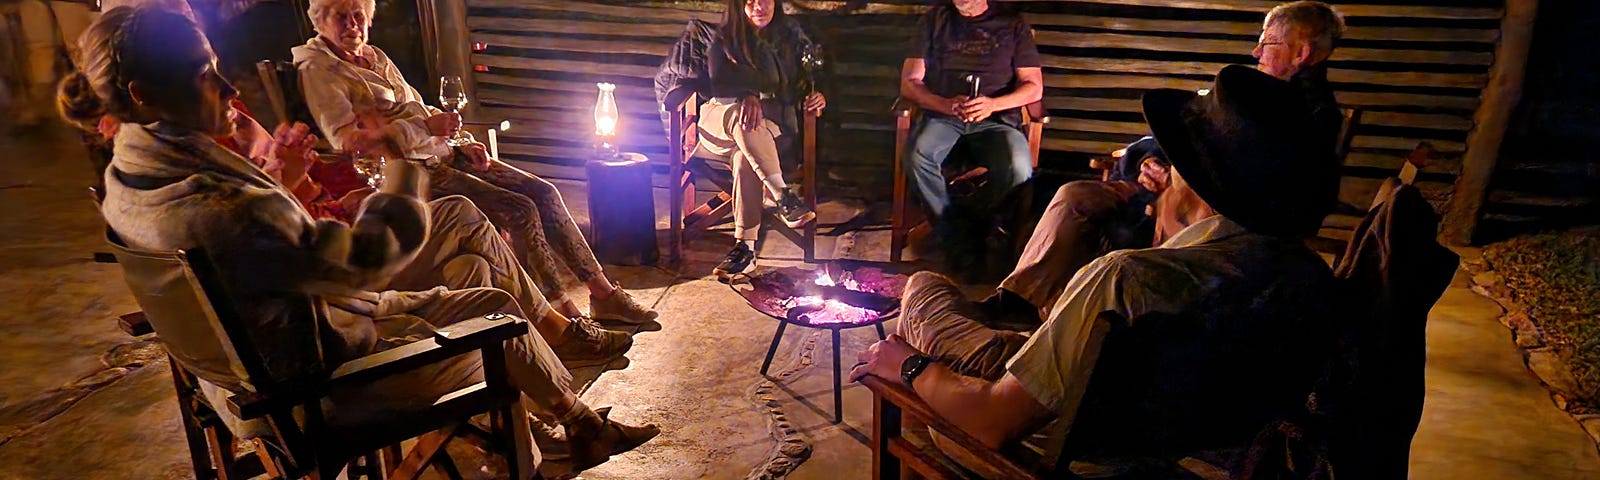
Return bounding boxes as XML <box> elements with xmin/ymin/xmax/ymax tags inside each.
<box><xmin>1004</xmin><ymin>254</ymin><xmax>1130</xmax><ymax>417</ymax></box>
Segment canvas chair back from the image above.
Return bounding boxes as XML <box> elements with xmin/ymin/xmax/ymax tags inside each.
<box><xmin>106</xmin><ymin>229</ymin><xmax>322</xmax><ymax>395</ymax></box>
<box><xmin>1059</xmin><ymin>308</ymin><xmax>1331</xmax><ymax>464</ymax></box>
<box><xmin>1321</xmin><ymin>175</ymin><xmax>1458</xmax><ymax>479</ymax></box>
<box><xmin>257</xmin><ymin>59</ymin><xmax>317</xmax><ymax>130</ymax></box>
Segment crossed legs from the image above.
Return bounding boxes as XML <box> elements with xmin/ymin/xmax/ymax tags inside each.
<box><xmin>427</xmin><ymin>159</ymin><xmax>651</xmax><ymax>321</ymax></box>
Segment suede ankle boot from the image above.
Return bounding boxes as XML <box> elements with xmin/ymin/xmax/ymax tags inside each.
<box><xmin>562</xmin><ymin>403</ymin><xmax>661</xmax><ymax>472</ymax></box>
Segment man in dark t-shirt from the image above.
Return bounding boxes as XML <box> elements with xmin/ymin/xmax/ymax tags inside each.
<box><xmin>901</xmin><ymin>0</ymin><xmax>1043</xmax><ymax>265</ymax></box>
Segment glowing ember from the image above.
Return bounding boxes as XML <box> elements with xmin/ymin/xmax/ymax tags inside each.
<box><xmin>778</xmin><ymin>295</ymin><xmax>881</xmax><ymax>325</ymax></box>
<box><xmin>734</xmin><ymin>264</ymin><xmax>906</xmax><ymax>327</ymax></box>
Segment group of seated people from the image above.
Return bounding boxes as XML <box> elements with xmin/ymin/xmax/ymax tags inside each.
<box><xmin>59</xmin><ymin>0</ymin><xmax>1351</xmax><ymax>472</ymax></box>
<box><xmin>689</xmin><ymin>0</ymin><xmax>1342</xmax><ymax>281</ymax></box>
<box><xmin>61</xmin><ymin>0</ymin><xmax>669</xmax><ymax>472</ymax></box>
<box><xmin>849</xmin><ymin>0</ymin><xmax>1352</xmax><ymax>471</ymax></box>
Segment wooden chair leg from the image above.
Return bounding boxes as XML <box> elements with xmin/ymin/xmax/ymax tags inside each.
<box><xmin>891</xmin><ymin>124</ymin><xmax>910</xmax><ymax>263</ymax></box>
<box><xmin>504</xmin><ymin>401</ymin><xmax>536</xmax><ymax>480</ymax></box>
<box><xmin>803</xmin><ymin>110</ymin><xmax>818</xmax><ymax>263</ymax></box>
<box><xmin>203</xmin><ymin>422</ymin><xmax>236</xmax><ymax>480</ymax></box>
<box><xmin>254</xmin><ymin>439</ymin><xmax>288</xmax><ymax>479</ymax></box>
<box><xmin>872</xmin><ymin>392</ymin><xmax>903</xmax><ymax>480</ymax></box>
<box><xmin>670</xmin><ymin>161</ymin><xmax>688</xmax><ymax>264</ymax></box>
<box><xmin>170</xmin><ymin>363</ymin><xmax>220</xmax><ymax>480</ymax></box>
<box><xmin>391</xmin><ymin>429</ymin><xmax>455</xmax><ymax>480</ymax></box>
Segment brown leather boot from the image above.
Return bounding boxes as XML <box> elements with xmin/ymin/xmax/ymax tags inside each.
<box><xmin>564</xmin><ymin>406</ymin><xmax>661</xmax><ymax>472</ymax></box>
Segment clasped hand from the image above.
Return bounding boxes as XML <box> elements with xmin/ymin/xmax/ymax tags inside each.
<box><xmin>949</xmin><ymin>95</ymin><xmax>998</xmax><ymax>123</ymax></box>
<box><xmin>264</xmin><ymin>122</ymin><xmax>317</xmax><ymax>186</ymax></box>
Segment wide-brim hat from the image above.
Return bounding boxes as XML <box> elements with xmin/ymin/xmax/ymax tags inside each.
<box><xmin>1141</xmin><ymin>65</ymin><xmax>1341</xmax><ymax>238</ymax></box>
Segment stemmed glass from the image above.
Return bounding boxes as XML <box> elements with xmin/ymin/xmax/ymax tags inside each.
<box><xmin>439</xmin><ymin>75</ymin><xmax>470</xmax><ymax>146</ymax></box>
<box><xmin>800</xmin><ymin>43</ymin><xmax>824</xmax><ymax>94</ymax></box>
<box><xmin>353</xmin><ymin>154</ymin><xmax>386</xmax><ymax>189</ymax></box>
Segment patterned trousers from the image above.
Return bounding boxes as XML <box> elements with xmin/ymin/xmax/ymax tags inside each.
<box><xmin>427</xmin><ymin>155</ymin><xmax>604</xmax><ymax>307</ymax></box>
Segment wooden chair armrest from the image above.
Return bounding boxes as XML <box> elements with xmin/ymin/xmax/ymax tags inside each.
<box><xmin>861</xmin><ymin>374</ymin><xmax>1038</xmax><ymax>479</ymax></box>
<box><xmin>227</xmin><ymin>314</ymin><xmax>529</xmax><ymax>420</ymax></box>
<box><xmin>1022</xmin><ymin>100</ymin><xmax>1049</xmax><ymax>126</ymax></box>
<box><xmin>1400</xmin><ymin>141</ymin><xmax>1433</xmax><ymax>186</ymax></box>
<box><xmin>118</xmin><ymin>311</ymin><xmax>153</xmax><ymax>337</ymax></box>
<box><xmin>892</xmin><ymin>97</ymin><xmax>918</xmax><ymax>118</ymax></box>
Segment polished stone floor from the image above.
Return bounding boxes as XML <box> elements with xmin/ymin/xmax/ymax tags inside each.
<box><xmin>1</xmin><ymin>124</ymin><xmax>1596</xmax><ymax>479</ymax></box>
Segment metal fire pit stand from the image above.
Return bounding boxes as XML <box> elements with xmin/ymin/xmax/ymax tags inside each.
<box><xmin>756</xmin><ymin>305</ymin><xmax>891</xmax><ymax>424</ymax></box>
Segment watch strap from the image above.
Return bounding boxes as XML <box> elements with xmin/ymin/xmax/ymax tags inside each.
<box><xmin>901</xmin><ymin>354</ymin><xmax>931</xmax><ymax>387</ymax></box>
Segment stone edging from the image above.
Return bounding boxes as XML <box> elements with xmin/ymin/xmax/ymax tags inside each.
<box><xmin>1459</xmin><ymin>254</ymin><xmax>1600</xmax><ymax>452</ymax></box>
<box><xmin>747</xmin><ymin>331</ymin><xmax>819</xmax><ymax>479</ymax></box>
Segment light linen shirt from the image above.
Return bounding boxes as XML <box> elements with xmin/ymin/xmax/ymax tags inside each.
<box><xmin>1004</xmin><ymin>215</ymin><xmax>1332</xmax><ymax>433</ymax></box>
<box><xmin>292</xmin><ymin>37</ymin><xmax>453</xmax><ymax>160</ymax></box>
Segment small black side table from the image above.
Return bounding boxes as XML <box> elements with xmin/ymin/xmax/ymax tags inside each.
<box><xmin>586</xmin><ymin>152</ymin><xmax>659</xmax><ymax>265</ymax></box>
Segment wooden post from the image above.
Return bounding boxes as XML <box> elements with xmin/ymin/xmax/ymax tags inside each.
<box><xmin>1441</xmin><ymin>0</ymin><xmax>1540</xmax><ymax>245</ymax></box>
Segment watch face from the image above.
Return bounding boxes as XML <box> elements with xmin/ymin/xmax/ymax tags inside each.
<box><xmin>901</xmin><ymin>355</ymin><xmax>929</xmax><ymax>385</ymax></box>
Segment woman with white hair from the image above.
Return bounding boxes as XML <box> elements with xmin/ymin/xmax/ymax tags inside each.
<box><xmin>293</xmin><ymin>0</ymin><xmax>660</xmax><ymax>328</ymax></box>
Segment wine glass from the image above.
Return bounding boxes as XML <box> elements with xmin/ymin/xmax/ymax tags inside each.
<box><xmin>800</xmin><ymin>43</ymin><xmax>824</xmax><ymax>93</ymax></box>
<box><xmin>438</xmin><ymin>75</ymin><xmax>470</xmax><ymax>146</ymax></box>
<box><xmin>353</xmin><ymin>154</ymin><xmax>386</xmax><ymax>189</ymax></box>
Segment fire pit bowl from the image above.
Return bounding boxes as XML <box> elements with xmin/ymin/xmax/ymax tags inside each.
<box><xmin>729</xmin><ymin>262</ymin><xmax>908</xmax><ymax>423</ymax></box>
<box><xmin>731</xmin><ymin>263</ymin><xmax>906</xmax><ymax>327</ymax></box>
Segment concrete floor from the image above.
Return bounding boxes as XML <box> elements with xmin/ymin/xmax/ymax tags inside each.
<box><xmin>1</xmin><ymin>124</ymin><xmax>1597</xmax><ymax>479</ymax></box>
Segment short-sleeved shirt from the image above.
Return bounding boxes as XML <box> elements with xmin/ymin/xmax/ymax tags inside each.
<box><xmin>1004</xmin><ymin>216</ymin><xmax>1334</xmax><ymax>432</ymax></box>
<box><xmin>908</xmin><ymin>5</ymin><xmax>1041</xmax><ymax>123</ymax></box>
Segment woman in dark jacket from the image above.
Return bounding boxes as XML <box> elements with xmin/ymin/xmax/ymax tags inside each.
<box><xmin>702</xmin><ymin>0</ymin><xmax>827</xmax><ymax>278</ymax></box>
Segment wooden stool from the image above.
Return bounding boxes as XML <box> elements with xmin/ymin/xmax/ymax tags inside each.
<box><xmin>586</xmin><ymin>152</ymin><xmax>660</xmax><ymax>265</ymax></box>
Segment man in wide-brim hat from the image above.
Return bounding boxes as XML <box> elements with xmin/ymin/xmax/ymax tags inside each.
<box><xmin>956</xmin><ymin>1</ymin><xmax>1348</xmax><ymax>333</ymax></box>
<box><xmin>851</xmin><ymin>65</ymin><xmax>1341</xmax><ymax>462</ymax></box>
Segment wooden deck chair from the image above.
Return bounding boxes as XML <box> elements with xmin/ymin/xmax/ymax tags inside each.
<box><xmin>865</xmin><ymin>308</ymin><xmax>1336</xmax><ymax>479</ymax></box>
<box><xmin>889</xmin><ymin>99</ymin><xmax>1048</xmax><ymax>263</ymax></box>
<box><xmin>666</xmin><ymin>92</ymin><xmax>819</xmax><ymax>264</ymax></box>
<box><xmin>106</xmin><ymin>229</ymin><xmax>537</xmax><ymax>479</ymax></box>
<box><xmin>864</xmin><ymin>153</ymin><xmax>1453</xmax><ymax>479</ymax></box>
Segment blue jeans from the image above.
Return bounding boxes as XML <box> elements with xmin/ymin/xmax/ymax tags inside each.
<box><xmin>903</xmin><ymin>115</ymin><xmax>1033</xmax><ymax>218</ymax></box>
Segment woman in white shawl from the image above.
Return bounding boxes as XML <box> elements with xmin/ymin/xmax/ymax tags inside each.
<box><xmin>70</xmin><ymin>6</ymin><xmax>656</xmax><ymax>470</ymax></box>
<box><xmin>295</xmin><ymin>0</ymin><xmax>659</xmax><ymax>326</ymax></box>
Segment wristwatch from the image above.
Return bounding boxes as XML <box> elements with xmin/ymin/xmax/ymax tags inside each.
<box><xmin>900</xmin><ymin>354</ymin><xmax>932</xmax><ymax>387</ymax></box>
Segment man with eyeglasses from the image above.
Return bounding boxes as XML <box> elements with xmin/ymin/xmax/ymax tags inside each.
<box><xmin>1253</xmin><ymin>0</ymin><xmax>1346</xmax><ymax>153</ymax></box>
<box><xmin>936</xmin><ymin>1</ymin><xmax>1347</xmax><ymax>332</ymax></box>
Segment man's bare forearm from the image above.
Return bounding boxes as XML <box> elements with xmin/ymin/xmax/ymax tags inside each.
<box><xmin>901</xmin><ymin>58</ymin><xmax>955</xmax><ymax>116</ymax></box>
<box><xmin>990</xmin><ymin>68</ymin><xmax>1044</xmax><ymax>111</ymax></box>
<box><xmin>910</xmin><ymin>365</ymin><xmax>1053</xmax><ymax>449</ymax></box>
<box><xmin>903</xmin><ymin>78</ymin><xmax>953</xmax><ymax>115</ymax></box>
